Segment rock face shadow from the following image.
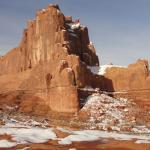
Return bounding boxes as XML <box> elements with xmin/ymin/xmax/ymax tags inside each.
<box><xmin>78</xmin><ymin>75</ymin><xmax>115</xmax><ymax>109</ymax></box>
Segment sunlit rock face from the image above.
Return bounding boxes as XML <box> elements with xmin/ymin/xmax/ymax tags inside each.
<box><xmin>101</xmin><ymin>59</ymin><xmax>150</xmax><ymax>107</ymax></box>
<box><xmin>102</xmin><ymin>59</ymin><xmax>149</xmax><ymax>91</ymax></box>
<box><xmin>0</xmin><ymin>4</ymin><xmax>99</xmax><ymax>75</ymax></box>
<box><xmin>0</xmin><ymin>4</ymin><xmax>100</xmax><ymax>114</ymax></box>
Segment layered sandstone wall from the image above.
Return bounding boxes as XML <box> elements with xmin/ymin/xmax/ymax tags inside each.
<box><xmin>101</xmin><ymin>59</ymin><xmax>150</xmax><ymax>107</ymax></box>
<box><xmin>103</xmin><ymin>59</ymin><xmax>150</xmax><ymax>91</ymax></box>
<box><xmin>0</xmin><ymin>4</ymin><xmax>100</xmax><ymax>114</ymax></box>
<box><xmin>0</xmin><ymin>4</ymin><xmax>98</xmax><ymax>75</ymax></box>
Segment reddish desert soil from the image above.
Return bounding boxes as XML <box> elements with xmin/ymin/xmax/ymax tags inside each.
<box><xmin>0</xmin><ymin>128</ymin><xmax>149</xmax><ymax>150</ymax></box>
<box><xmin>0</xmin><ymin>139</ymin><xmax>149</xmax><ymax>150</ymax></box>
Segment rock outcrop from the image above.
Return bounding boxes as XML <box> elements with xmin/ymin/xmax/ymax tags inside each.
<box><xmin>0</xmin><ymin>5</ymin><xmax>98</xmax><ymax>75</ymax></box>
<box><xmin>101</xmin><ymin>59</ymin><xmax>150</xmax><ymax>107</ymax></box>
<box><xmin>0</xmin><ymin>4</ymin><xmax>149</xmax><ymax>116</ymax></box>
<box><xmin>102</xmin><ymin>59</ymin><xmax>150</xmax><ymax>91</ymax></box>
<box><xmin>0</xmin><ymin>4</ymin><xmax>100</xmax><ymax>114</ymax></box>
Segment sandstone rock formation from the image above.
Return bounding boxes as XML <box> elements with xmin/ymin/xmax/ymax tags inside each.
<box><xmin>0</xmin><ymin>4</ymin><xmax>100</xmax><ymax>114</ymax></box>
<box><xmin>0</xmin><ymin>4</ymin><xmax>98</xmax><ymax>75</ymax></box>
<box><xmin>101</xmin><ymin>59</ymin><xmax>150</xmax><ymax>107</ymax></box>
<box><xmin>102</xmin><ymin>59</ymin><xmax>149</xmax><ymax>91</ymax></box>
<box><xmin>0</xmin><ymin>4</ymin><xmax>149</xmax><ymax>116</ymax></box>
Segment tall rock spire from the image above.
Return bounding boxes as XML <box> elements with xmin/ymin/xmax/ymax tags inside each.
<box><xmin>0</xmin><ymin>4</ymin><xmax>99</xmax><ymax>75</ymax></box>
<box><xmin>0</xmin><ymin>4</ymin><xmax>100</xmax><ymax>114</ymax></box>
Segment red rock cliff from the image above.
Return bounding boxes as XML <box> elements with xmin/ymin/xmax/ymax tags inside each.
<box><xmin>0</xmin><ymin>4</ymin><xmax>100</xmax><ymax>114</ymax></box>
<box><xmin>103</xmin><ymin>59</ymin><xmax>150</xmax><ymax>91</ymax></box>
<box><xmin>0</xmin><ymin>4</ymin><xmax>98</xmax><ymax>75</ymax></box>
<box><xmin>101</xmin><ymin>59</ymin><xmax>150</xmax><ymax>107</ymax></box>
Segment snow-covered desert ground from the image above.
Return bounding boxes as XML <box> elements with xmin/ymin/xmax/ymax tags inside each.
<box><xmin>0</xmin><ymin>117</ymin><xmax>149</xmax><ymax>149</ymax></box>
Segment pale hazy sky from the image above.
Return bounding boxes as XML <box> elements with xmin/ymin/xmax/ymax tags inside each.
<box><xmin>0</xmin><ymin>0</ymin><xmax>150</xmax><ymax>65</ymax></box>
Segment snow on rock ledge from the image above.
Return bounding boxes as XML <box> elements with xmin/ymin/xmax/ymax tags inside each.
<box><xmin>99</xmin><ymin>65</ymin><xmax>126</xmax><ymax>75</ymax></box>
<box><xmin>87</xmin><ymin>64</ymin><xmax>126</xmax><ymax>75</ymax></box>
<box><xmin>87</xmin><ymin>66</ymin><xmax>99</xmax><ymax>74</ymax></box>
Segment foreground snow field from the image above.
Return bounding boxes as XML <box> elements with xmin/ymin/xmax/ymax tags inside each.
<box><xmin>0</xmin><ymin>119</ymin><xmax>149</xmax><ymax>148</ymax></box>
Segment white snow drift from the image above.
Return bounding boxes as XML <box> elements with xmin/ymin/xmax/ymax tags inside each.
<box><xmin>57</xmin><ymin>128</ymin><xmax>150</xmax><ymax>145</ymax></box>
<box><xmin>88</xmin><ymin>64</ymin><xmax>126</xmax><ymax>75</ymax></box>
<box><xmin>0</xmin><ymin>119</ymin><xmax>149</xmax><ymax>148</ymax></box>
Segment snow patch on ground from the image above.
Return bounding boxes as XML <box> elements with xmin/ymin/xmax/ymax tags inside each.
<box><xmin>0</xmin><ymin>118</ymin><xmax>149</xmax><ymax>148</ymax></box>
<box><xmin>135</xmin><ymin>140</ymin><xmax>150</xmax><ymax>144</ymax></box>
<box><xmin>58</xmin><ymin>133</ymin><xmax>99</xmax><ymax>145</ymax></box>
<box><xmin>0</xmin><ymin>140</ymin><xmax>17</xmax><ymax>148</ymax></box>
<box><xmin>4</xmin><ymin>118</ymin><xmax>49</xmax><ymax>128</ymax></box>
<box><xmin>132</xmin><ymin>126</ymin><xmax>150</xmax><ymax>134</ymax></box>
<box><xmin>0</xmin><ymin>125</ymin><xmax>57</xmax><ymax>147</ymax></box>
<box><xmin>81</xmin><ymin>93</ymin><xmax>150</xmax><ymax>133</ymax></box>
<box><xmin>58</xmin><ymin>128</ymin><xmax>150</xmax><ymax>145</ymax></box>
